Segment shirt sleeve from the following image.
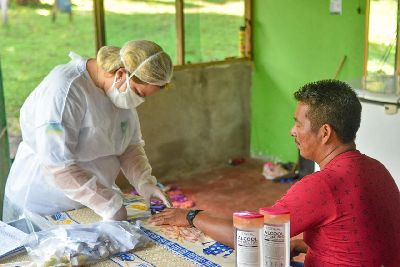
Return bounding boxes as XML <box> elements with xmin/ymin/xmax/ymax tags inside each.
<box><xmin>271</xmin><ymin>173</ymin><xmax>337</xmax><ymax>237</ymax></box>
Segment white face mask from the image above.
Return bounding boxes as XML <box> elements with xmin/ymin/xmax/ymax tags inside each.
<box><xmin>106</xmin><ymin>73</ymin><xmax>145</xmax><ymax>109</ymax></box>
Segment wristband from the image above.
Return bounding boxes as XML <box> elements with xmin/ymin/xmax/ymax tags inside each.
<box><xmin>186</xmin><ymin>209</ymin><xmax>203</xmax><ymax>227</ymax></box>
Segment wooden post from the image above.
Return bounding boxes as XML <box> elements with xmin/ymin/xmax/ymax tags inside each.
<box><xmin>0</xmin><ymin>58</ymin><xmax>11</xmax><ymax>220</ymax></box>
<box><xmin>244</xmin><ymin>0</ymin><xmax>252</xmax><ymax>59</ymax></box>
<box><xmin>175</xmin><ymin>0</ymin><xmax>185</xmax><ymax>65</ymax></box>
<box><xmin>93</xmin><ymin>0</ymin><xmax>106</xmax><ymax>53</ymax></box>
<box><xmin>51</xmin><ymin>0</ymin><xmax>58</xmax><ymax>22</ymax></box>
<box><xmin>395</xmin><ymin>0</ymin><xmax>400</xmax><ymax>76</ymax></box>
<box><xmin>363</xmin><ymin>0</ymin><xmax>370</xmax><ymax>78</ymax></box>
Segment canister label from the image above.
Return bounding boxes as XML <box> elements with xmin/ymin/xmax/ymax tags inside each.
<box><xmin>262</xmin><ymin>223</ymin><xmax>290</xmax><ymax>267</ymax></box>
<box><xmin>236</xmin><ymin>229</ymin><xmax>260</xmax><ymax>266</ymax></box>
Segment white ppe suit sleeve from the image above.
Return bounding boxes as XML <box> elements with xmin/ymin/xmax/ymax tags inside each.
<box><xmin>119</xmin><ymin>144</ymin><xmax>171</xmax><ymax>207</ymax></box>
<box><xmin>33</xmin><ymin>83</ymin><xmax>123</xmax><ymax>219</ymax></box>
<box><xmin>34</xmin><ymin>78</ymin><xmax>85</xmax><ymax>166</ymax></box>
<box><xmin>45</xmin><ymin>164</ymin><xmax>123</xmax><ymax>220</ymax></box>
<box><xmin>119</xmin><ymin>143</ymin><xmax>157</xmax><ymax>192</ymax></box>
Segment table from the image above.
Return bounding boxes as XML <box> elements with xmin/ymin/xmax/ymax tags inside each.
<box><xmin>0</xmin><ymin>197</ymin><xmax>235</xmax><ymax>267</ymax></box>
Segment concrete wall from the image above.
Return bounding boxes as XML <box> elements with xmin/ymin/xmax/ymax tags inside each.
<box><xmin>137</xmin><ymin>59</ymin><xmax>252</xmax><ymax>179</ymax></box>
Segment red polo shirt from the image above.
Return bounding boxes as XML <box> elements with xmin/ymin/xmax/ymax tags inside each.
<box><xmin>272</xmin><ymin>150</ymin><xmax>400</xmax><ymax>266</ymax></box>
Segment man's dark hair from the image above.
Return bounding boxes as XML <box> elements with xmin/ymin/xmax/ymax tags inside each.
<box><xmin>294</xmin><ymin>79</ymin><xmax>361</xmax><ymax>144</ymax></box>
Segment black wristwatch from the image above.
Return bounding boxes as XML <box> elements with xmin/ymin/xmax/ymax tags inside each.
<box><xmin>186</xmin><ymin>209</ymin><xmax>203</xmax><ymax>227</ymax></box>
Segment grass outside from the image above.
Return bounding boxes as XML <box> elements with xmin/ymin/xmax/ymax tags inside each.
<box><xmin>367</xmin><ymin>0</ymin><xmax>398</xmax><ymax>75</ymax></box>
<box><xmin>0</xmin><ymin>0</ymin><xmax>244</xmax><ymax>135</ymax></box>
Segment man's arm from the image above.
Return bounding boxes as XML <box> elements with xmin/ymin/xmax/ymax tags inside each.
<box><xmin>193</xmin><ymin>211</ymin><xmax>234</xmax><ymax>247</ymax></box>
<box><xmin>149</xmin><ymin>208</ymin><xmax>234</xmax><ymax>247</ymax></box>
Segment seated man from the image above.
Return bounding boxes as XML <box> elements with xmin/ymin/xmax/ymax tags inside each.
<box><xmin>150</xmin><ymin>80</ymin><xmax>400</xmax><ymax>267</ymax></box>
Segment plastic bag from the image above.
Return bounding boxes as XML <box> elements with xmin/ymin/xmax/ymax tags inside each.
<box><xmin>24</xmin><ymin>221</ymin><xmax>149</xmax><ymax>266</ymax></box>
<box><xmin>262</xmin><ymin>162</ymin><xmax>290</xmax><ymax>180</ymax></box>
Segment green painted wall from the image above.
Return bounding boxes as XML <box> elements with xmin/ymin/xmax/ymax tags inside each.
<box><xmin>251</xmin><ymin>0</ymin><xmax>366</xmax><ymax>161</ymax></box>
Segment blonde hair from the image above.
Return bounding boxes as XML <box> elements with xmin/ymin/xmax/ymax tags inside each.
<box><xmin>97</xmin><ymin>40</ymin><xmax>173</xmax><ymax>86</ymax></box>
<box><xmin>96</xmin><ymin>46</ymin><xmax>122</xmax><ymax>73</ymax></box>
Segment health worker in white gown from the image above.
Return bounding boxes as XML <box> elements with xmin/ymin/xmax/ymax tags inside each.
<box><xmin>3</xmin><ymin>40</ymin><xmax>173</xmax><ymax>222</ymax></box>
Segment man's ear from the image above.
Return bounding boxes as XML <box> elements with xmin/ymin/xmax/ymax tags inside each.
<box><xmin>320</xmin><ymin>123</ymin><xmax>333</xmax><ymax>144</ymax></box>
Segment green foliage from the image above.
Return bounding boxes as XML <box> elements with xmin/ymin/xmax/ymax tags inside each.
<box><xmin>0</xmin><ymin>0</ymin><xmax>243</xmax><ymax>134</ymax></box>
<box><xmin>0</xmin><ymin>3</ymin><xmax>95</xmax><ymax>134</ymax></box>
<box><xmin>368</xmin><ymin>42</ymin><xmax>396</xmax><ymax>75</ymax></box>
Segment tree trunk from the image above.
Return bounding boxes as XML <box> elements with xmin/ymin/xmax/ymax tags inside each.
<box><xmin>1</xmin><ymin>0</ymin><xmax>7</xmax><ymax>25</ymax></box>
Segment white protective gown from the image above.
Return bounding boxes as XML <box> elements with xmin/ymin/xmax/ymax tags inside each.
<box><xmin>3</xmin><ymin>53</ymin><xmax>149</xmax><ymax>222</ymax></box>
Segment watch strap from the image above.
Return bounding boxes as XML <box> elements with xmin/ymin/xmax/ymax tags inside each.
<box><xmin>186</xmin><ymin>209</ymin><xmax>203</xmax><ymax>227</ymax></box>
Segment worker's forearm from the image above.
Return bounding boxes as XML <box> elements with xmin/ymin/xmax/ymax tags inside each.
<box><xmin>193</xmin><ymin>212</ymin><xmax>234</xmax><ymax>248</ymax></box>
<box><xmin>119</xmin><ymin>144</ymin><xmax>157</xmax><ymax>192</ymax></box>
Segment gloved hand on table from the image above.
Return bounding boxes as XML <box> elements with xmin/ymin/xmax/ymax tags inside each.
<box><xmin>119</xmin><ymin>143</ymin><xmax>172</xmax><ymax>208</ymax></box>
<box><xmin>139</xmin><ymin>183</ymin><xmax>172</xmax><ymax>208</ymax></box>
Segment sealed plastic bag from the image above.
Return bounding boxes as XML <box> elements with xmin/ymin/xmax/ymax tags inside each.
<box><xmin>24</xmin><ymin>221</ymin><xmax>149</xmax><ymax>266</ymax></box>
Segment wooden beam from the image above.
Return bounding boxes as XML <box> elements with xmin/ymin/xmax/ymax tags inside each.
<box><xmin>244</xmin><ymin>0</ymin><xmax>252</xmax><ymax>59</ymax></box>
<box><xmin>396</xmin><ymin>0</ymin><xmax>400</xmax><ymax>76</ymax></box>
<box><xmin>175</xmin><ymin>0</ymin><xmax>185</xmax><ymax>65</ymax></box>
<box><xmin>93</xmin><ymin>0</ymin><xmax>106</xmax><ymax>53</ymax></box>
<box><xmin>363</xmin><ymin>0</ymin><xmax>370</xmax><ymax>78</ymax></box>
<box><xmin>173</xmin><ymin>57</ymin><xmax>250</xmax><ymax>71</ymax></box>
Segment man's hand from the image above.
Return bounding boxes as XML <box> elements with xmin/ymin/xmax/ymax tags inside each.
<box><xmin>140</xmin><ymin>183</ymin><xmax>172</xmax><ymax>207</ymax></box>
<box><xmin>150</xmin><ymin>208</ymin><xmax>235</xmax><ymax>247</ymax></box>
<box><xmin>149</xmin><ymin>208</ymin><xmax>191</xmax><ymax>227</ymax></box>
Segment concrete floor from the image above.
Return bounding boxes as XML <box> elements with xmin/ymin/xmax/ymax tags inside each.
<box><xmin>164</xmin><ymin>158</ymin><xmax>293</xmax><ymax>217</ymax></box>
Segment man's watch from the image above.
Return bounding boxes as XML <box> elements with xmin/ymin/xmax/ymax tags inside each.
<box><xmin>186</xmin><ymin>209</ymin><xmax>203</xmax><ymax>227</ymax></box>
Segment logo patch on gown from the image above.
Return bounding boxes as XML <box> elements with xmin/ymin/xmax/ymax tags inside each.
<box><xmin>46</xmin><ymin>122</ymin><xmax>64</xmax><ymax>135</ymax></box>
<box><xmin>121</xmin><ymin>121</ymin><xmax>128</xmax><ymax>134</ymax></box>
